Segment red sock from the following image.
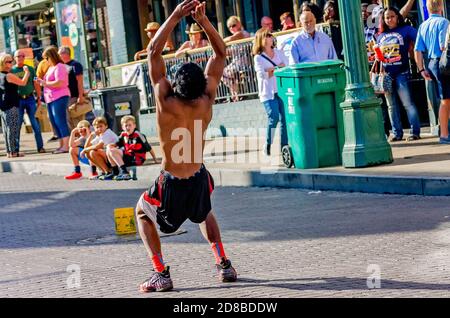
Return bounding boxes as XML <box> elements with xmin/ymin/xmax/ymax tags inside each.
<box><xmin>151</xmin><ymin>253</ymin><xmax>165</xmax><ymax>272</ymax></box>
<box><xmin>211</xmin><ymin>242</ymin><xmax>227</xmax><ymax>264</ymax></box>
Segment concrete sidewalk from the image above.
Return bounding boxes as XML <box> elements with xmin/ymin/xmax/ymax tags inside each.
<box><xmin>1</xmin><ymin>129</ymin><xmax>450</xmax><ymax>195</ymax></box>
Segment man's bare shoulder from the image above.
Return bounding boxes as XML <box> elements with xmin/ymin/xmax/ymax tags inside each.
<box><xmin>158</xmin><ymin>94</ymin><xmax>212</xmax><ymax>114</ymax></box>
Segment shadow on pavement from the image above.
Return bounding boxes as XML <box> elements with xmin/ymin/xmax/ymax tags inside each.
<box><xmin>1</xmin><ymin>187</ymin><xmax>450</xmax><ymax>249</ymax></box>
<box><xmin>176</xmin><ymin>277</ymin><xmax>450</xmax><ymax>292</ymax></box>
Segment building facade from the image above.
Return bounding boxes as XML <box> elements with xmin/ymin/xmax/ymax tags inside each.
<box><xmin>3</xmin><ymin>0</ymin><xmax>450</xmax><ymax>90</ymax></box>
<box><xmin>0</xmin><ymin>0</ymin><xmax>112</xmax><ymax>89</ymax></box>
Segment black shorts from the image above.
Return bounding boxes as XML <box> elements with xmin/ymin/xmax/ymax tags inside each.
<box><xmin>123</xmin><ymin>154</ymin><xmax>144</xmax><ymax>167</ymax></box>
<box><xmin>138</xmin><ymin>165</ymin><xmax>215</xmax><ymax>233</ymax></box>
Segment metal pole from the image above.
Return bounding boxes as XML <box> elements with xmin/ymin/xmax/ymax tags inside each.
<box><xmin>338</xmin><ymin>0</ymin><xmax>393</xmax><ymax>167</ymax></box>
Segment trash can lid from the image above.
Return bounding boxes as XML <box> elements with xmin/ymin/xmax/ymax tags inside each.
<box><xmin>87</xmin><ymin>85</ymin><xmax>140</xmax><ymax>96</ymax></box>
<box><xmin>275</xmin><ymin>60</ymin><xmax>344</xmax><ymax>77</ymax></box>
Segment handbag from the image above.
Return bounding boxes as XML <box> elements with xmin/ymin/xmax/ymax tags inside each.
<box><xmin>370</xmin><ymin>60</ymin><xmax>393</xmax><ymax>94</ymax></box>
<box><xmin>68</xmin><ymin>98</ymin><xmax>93</xmax><ymax>118</ymax></box>
<box><xmin>440</xmin><ymin>25</ymin><xmax>450</xmax><ymax>76</ymax></box>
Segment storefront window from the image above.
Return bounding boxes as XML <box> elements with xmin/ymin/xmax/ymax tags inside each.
<box><xmin>2</xmin><ymin>16</ymin><xmax>16</xmax><ymax>54</ymax></box>
<box><xmin>82</xmin><ymin>0</ymin><xmax>103</xmax><ymax>88</ymax></box>
<box><xmin>54</xmin><ymin>0</ymin><xmax>90</xmax><ymax>88</ymax></box>
<box><xmin>14</xmin><ymin>6</ymin><xmax>58</xmax><ymax>63</ymax></box>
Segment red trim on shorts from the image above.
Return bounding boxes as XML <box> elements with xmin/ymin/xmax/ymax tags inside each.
<box><xmin>207</xmin><ymin>173</ymin><xmax>213</xmax><ymax>195</ymax></box>
<box><xmin>143</xmin><ymin>191</ymin><xmax>161</xmax><ymax>207</ymax></box>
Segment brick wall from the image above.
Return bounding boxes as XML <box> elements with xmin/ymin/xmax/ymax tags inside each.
<box><xmin>139</xmin><ymin>99</ymin><xmax>267</xmax><ymax>138</ymax></box>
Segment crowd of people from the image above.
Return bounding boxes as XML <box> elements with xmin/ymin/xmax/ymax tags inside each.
<box><xmin>253</xmin><ymin>0</ymin><xmax>450</xmax><ymax>156</ymax></box>
<box><xmin>3</xmin><ymin>0</ymin><xmax>450</xmax><ymax>169</ymax></box>
<box><xmin>0</xmin><ymin>44</ymin><xmax>157</xmax><ymax>180</ymax></box>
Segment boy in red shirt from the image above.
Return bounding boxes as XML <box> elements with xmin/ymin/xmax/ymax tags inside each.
<box><xmin>106</xmin><ymin>115</ymin><xmax>157</xmax><ymax>180</ymax></box>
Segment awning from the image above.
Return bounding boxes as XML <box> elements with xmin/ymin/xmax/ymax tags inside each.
<box><xmin>0</xmin><ymin>0</ymin><xmax>51</xmax><ymax>16</ymax></box>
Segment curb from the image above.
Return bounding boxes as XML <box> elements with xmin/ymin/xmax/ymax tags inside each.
<box><xmin>1</xmin><ymin>160</ymin><xmax>450</xmax><ymax>196</ymax></box>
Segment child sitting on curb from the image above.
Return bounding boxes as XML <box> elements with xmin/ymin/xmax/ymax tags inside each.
<box><xmin>64</xmin><ymin>120</ymin><xmax>98</xmax><ymax>180</ymax></box>
<box><xmin>81</xmin><ymin>116</ymin><xmax>118</xmax><ymax>180</ymax></box>
<box><xmin>106</xmin><ymin>115</ymin><xmax>158</xmax><ymax>181</ymax></box>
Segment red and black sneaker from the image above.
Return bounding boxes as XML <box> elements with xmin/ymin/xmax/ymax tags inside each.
<box><xmin>216</xmin><ymin>258</ymin><xmax>237</xmax><ymax>282</ymax></box>
<box><xmin>65</xmin><ymin>172</ymin><xmax>82</xmax><ymax>180</ymax></box>
<box><xmin>139</xmin><ymin>267</ymin><xmax>173</xmax><ymax>292</ymax></box>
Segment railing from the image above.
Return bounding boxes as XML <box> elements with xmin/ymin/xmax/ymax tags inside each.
<box><xmin>105</xmin><ymin>24</ymin><xmax>334</xmax><ymax>113</ymax></box>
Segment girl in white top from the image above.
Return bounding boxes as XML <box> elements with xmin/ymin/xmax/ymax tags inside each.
<box><xmin>253</xmin><ymin>28</ymin><xmax>289</xmax><ymax>156</ymax></box>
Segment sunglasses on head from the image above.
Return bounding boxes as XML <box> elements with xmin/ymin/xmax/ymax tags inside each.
<box><xmin>5</xmin><ymin>60</ymin><xmax>13</xmax><ymax>64</ymax></box>
<box><xmin>228</xmin><ymin>24</ymin><xmax>236</xmax><ymax>28</ymax></box>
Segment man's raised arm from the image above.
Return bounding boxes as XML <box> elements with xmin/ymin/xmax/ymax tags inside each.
<box><xmin>192</xmin><ymin>2</ymin><xmax>227</xmax><ymax>99</ymax></box>
<box><xmin>147</xmin><ymin>0</ymin><xmax>198</xmax><ymax>88</ymax></box>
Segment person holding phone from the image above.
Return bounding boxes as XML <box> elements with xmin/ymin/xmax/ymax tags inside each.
<box><xmin>39</xmin><ymin>46</ymin><xmax>70</xmax><ymax>154</ymax></box>
<box><xmin>253</xmin><ymin>27</ymin><xmax>289</xmax><ymax>156</ymax></box>
<box><xmin>0</xmin><ymin>54</ymin><xmax>31</xmax><ymax>158</ymax></box>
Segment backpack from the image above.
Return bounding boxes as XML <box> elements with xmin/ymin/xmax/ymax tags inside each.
<box><xmin>0</xmin><ymin>72</ymin><xmax>5</xmax><ymax>111</ymax></box>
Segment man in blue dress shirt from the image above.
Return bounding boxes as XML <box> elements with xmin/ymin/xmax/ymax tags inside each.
<box><xmin>290</xmin><ymin>11</ymin><xmax>338</xmax><ymax>64</ymax></box>
<box><xmin>414</xmin><ymin>0</ymin><xmax>450</xmax><ymax>144</ymax></box>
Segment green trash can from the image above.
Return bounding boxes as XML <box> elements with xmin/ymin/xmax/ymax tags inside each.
<box><xmin>275</xmin><ymin>60</ymin><xmax>346</xmax><ymax>169</ymax></box>
<box><xmin>88</xmin><ymin>85</ymin><xmax>141</xmax><ymax>135</ymax></box>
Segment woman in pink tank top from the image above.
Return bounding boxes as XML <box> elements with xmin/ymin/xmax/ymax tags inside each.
<box><xmin>39</xmin><ymin>47</ymin><xmax>71</xmax><ymax>153</ymax></box>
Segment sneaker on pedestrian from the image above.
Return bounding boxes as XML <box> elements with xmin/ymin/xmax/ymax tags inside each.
<box><xmin>52</xmin><ymin>148</ymin><xmax>69</xmax><ymax>154</ymax></box>
<box><xmin>99</xmin><ymin>172</ymin><xmax>115</xmax><ymax>180</ymax></box>
<box><xmin>65</xmin><ymin>172</ymin><xmax>82</xmax><ymax>180</ymax></box>
<box><xmin>47</xmin><ymin>136</ymin><xmax>58</xmax><ymax>142</ymax></box>
<box><xmin>90</xmin><ymin>172</ymin><xmax>98</xmax><ymax>178</ymax></box>
<box><xmin>388</xmin><ymin>136</ymin><xmax>403</xmax><ymax>142</ymax></box>
<box><xmin>139</xmin><ymin>267</ymin><xmax>173</xmax><ymax>292</ymax></box>
<box><xmin>439</xmin><ymin>136</ymin><xmax>450</xmax><ymax>144</ymax></box>
<box><xmin>406</xmin><ymin>135</ymin><xmax>420</xmax><ymax>142</ymax></box>
<box><xmin>114</xmin><ymin>172</ymin><xmax>132</xmax><ymax>181</ymax></box>
<box><xmin>38</xmin><ymin>148</ymin><xmax>46</xmax><ymax>153</ymax></box>
<box><xmin>216</xmin><ymin>258</ymin><xmax>237</xmax><ymax>282</ymax></box>
<box><xmin>89</xmin><ymin>173</ymin><xmax>102</xmax><ymax>180</ymax></box>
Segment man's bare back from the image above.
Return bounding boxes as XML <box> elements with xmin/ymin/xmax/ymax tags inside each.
<box><xmin>157</xmin><ymin>95</ymin><xmax>212</xmax><ymax>178</ymax></box>
<box><xmin>147</xmin><ymin>0</ymin><xmax>226</xmax><ymax>179</ymax></box>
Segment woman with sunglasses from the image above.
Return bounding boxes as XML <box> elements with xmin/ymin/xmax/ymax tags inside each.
<box><xmin>37</xmin><ymin>46</ymin><xmax>70</xmax><ymax>154</ymax></box>
<box><xmin>253</xmin><ymin>28</ymin><xmax>288</xmax><ymax>156</ymax></box>
<box><xmin>0</xmin><ymin>54</ymin><xmax>31</xmax><ymax>158</ymax></box>
<box><xmin>222</xmin><ymin>16</ymin><xmax>251</xmax><ymax>102</ymax></box>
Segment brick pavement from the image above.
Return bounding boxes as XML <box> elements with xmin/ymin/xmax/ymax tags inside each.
<box><xmin>0</xmin><ymin>173</ymin><xmax>449</xmax><ymax>298</ymax></box>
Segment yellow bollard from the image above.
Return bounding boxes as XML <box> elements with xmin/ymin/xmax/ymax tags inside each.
<box><xmin>114</xmin><ymin>207</ymin><xmax>136</xmax><ymax>235</ymax></box>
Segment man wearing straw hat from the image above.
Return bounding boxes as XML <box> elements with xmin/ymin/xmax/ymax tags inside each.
<box><xmin>135</xmin><ymin>0</ymin><xmax>237</xmax><ymax>293</ymax></box>
<box><xmin>134</xmin><ymin>22</ymin><xmax>174</xmax><ymax>61</ymax></box>
<box><xmin>175</xmin><ymin>22</ymin><xmax>209</xmax><ymax>57</ymax></box>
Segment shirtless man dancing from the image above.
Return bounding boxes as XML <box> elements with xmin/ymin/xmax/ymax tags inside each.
<box><xmin>136</xmin><ymin>0</ymin><xmax>237</xmax><ymax>292</ymax></box>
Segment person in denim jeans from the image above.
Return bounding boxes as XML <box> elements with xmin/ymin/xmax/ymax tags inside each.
<box><xmin>38</xmin><ymin>47</ymin><xmax>70</xmax><ymax>153</ymax></box>
<box><xmin>253</xmin><ymin>27</ymin><xmax>288</xmax><ymax>156</ymax></box>
<box><xmin>377</xmin><ymin>7</ymin><xmax>421</xmax><ymax>142</ymax></box>
<box><xmin>12</xmin><ymin>50</ymin><xmax>45</xmax><ymax>153</ymax></box>
<box><xmin>415</xmin><ymin>0</ymin><xmax>450</xmax><ymax>144</ymax></box>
